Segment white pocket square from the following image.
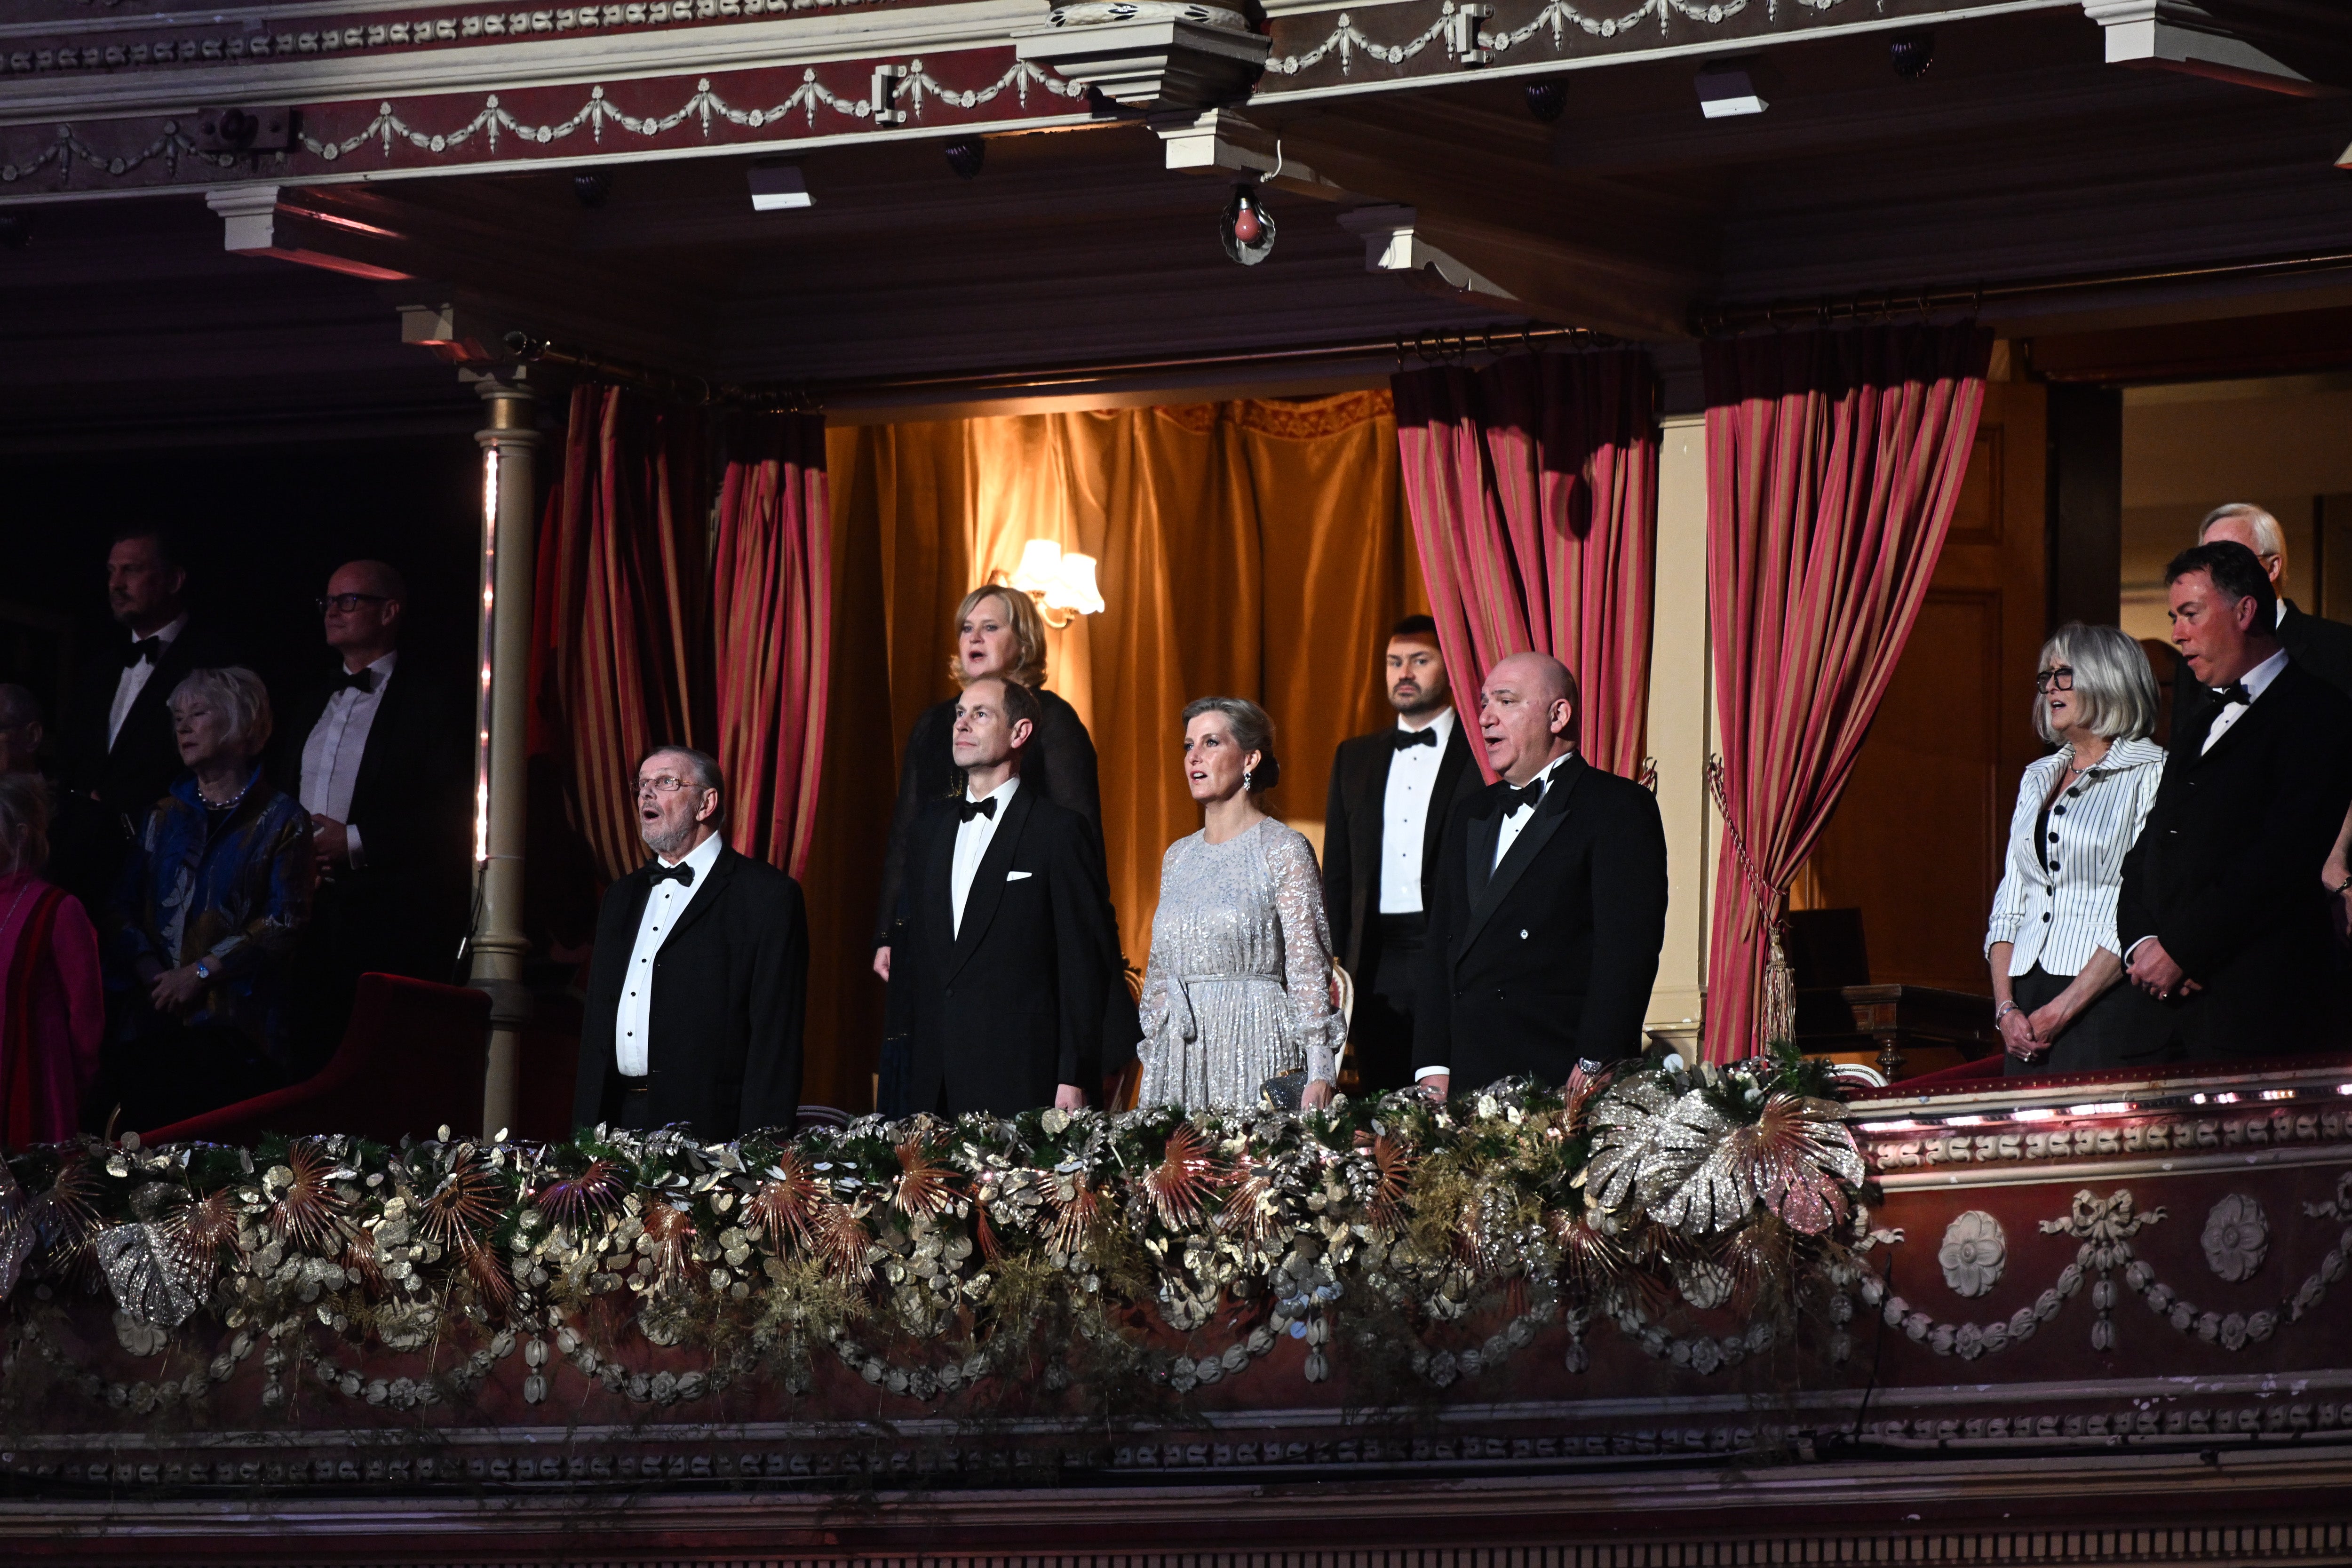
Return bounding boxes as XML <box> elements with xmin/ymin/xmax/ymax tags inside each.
<box><xmin>1006</xmin><ymin>870</ymin><xmax>1033</xmax><ymax>882</ymax></box>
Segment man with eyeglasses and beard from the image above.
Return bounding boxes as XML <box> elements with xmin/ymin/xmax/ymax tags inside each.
<box><xmin>272</xmin><ymin>560</ymin><xmax>470</xmax><ymax>1071</ymax></box>
<box><xmin>1321</xmin><ymin>616</ymin><xmax>1477</xmax><ymax>1092</ymax></box>
<box><xmin>574</xmin><ymin>747</ymin><xmax>808</xmax><ymax>1138</ymax></box>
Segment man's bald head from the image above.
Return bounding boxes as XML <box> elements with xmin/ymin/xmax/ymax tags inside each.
<box><xmin>1478</xmin><ymin>652</ymin><xmax>1581</xmax><ymax>785</ymax></box>
<box><xmin>322</xmin><ymin>558</ymin><xmax>408</xmax><ymax>669</ymax></box>
<box><xmin>341</xmin><ymin>559</ymin><xmax>408</xmax><ymax>602</ymax></box>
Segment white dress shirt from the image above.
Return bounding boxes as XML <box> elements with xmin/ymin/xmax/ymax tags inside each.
<box><xmin>2199</xmin><ymin>646</ymin><xmax>2288</xmax><ymax>755</ymax></box>
<box><xmin>951</xmin><ymin>776</ymin><xmax>1019</xmax><ymax>937</ymax></box>
<box><xmin>1983</xmin><ymin>736</ymin><xmax>2166</xmax><ymax>976</ymax></box>
<box><xmin>613</xmin><ymin>830</ymin><xmax>725</xmax><ymax>1078</ymax></box>
<box><xmin>298</xmin><ymin>651</ymin><xmax>397</xmax><ymax>868</ymax></box>
<box><xmin>1415</xmin><ymin>750</ymin><xmax>1574</xmax><ymax>1082</ymax></box>
<box><xmin>1493</xmin><ymin>751</ymin><xmax>1572</xmax><ymax>869</ymax></box>
<box><xmin>107</xmin><ymin>613</ymin><xmax>186</xmax><ymax>749</ymax></box>
<box><xmin>1378</xmin><ymin>709</ymin><xmax>1455</xmax><ymax>915</ymax></box>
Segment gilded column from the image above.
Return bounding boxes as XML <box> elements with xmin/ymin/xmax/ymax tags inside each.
<box><xmin>467</xmin><ymin>369</ymin><xmax>540</xmax><ymax>1135</ymax></box>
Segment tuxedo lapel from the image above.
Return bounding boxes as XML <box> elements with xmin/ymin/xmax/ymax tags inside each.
<box><xmin>1462</xmin><ymin>794</ymin><xmax>1503</xmax><ymax>908</ymax></box>
<box><xmin>350</xmin><ymin>664</ymin><xmax>408</xmax><ymax>807</ymax></box>
<box><xmin>1458</xmin><ymin>760</ymin><xmax>1581</xmax><ymax>957</ymax></box>
<box><xmin>947</xmin><ymin>787</ymin><xmax>1032</xmax><ymax>981</ymax></box>
<box><xmin>658</xmin><ymin>847</ymin><xmax>737</xmax><ymax>952</ymax></box>
<box><xmin>2188</xmin><ymin>668</ymin><xmax>2295</xmax><ymax>771</ymax></box>
<box><xmin>112</xmin><ymin>634</ymin><xmax>197</xmax><ymax>763</ymax></box>
<box><xmin>1426</xmin><ymin>723</ymin><xmax>1473</xmax><ymax>876</ymax></box>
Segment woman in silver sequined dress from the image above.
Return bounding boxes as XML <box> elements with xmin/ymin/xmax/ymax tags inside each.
<box><xmin>1137</xmin><ymin>697</ymin><xmax>1343</xmax><ymax>1113</ymax></box>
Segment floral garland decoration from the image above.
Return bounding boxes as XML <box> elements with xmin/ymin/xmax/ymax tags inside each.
<box><xmin>0</xmin><ymin>1046</ymin><xmax>1871</xmax><ymax>1418</ymax></box>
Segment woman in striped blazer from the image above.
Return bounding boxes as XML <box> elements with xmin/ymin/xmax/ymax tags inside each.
<box><xmin>1985</xmin><ymin>624</ymin><xmax>2167</xmax><ymax>1075</ymax></box>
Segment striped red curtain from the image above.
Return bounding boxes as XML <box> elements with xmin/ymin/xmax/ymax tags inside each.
<box><xmin>1703</xmin><ymin>324</ymin><xmax>1992</xmax><ymax>1059</ymax></box>
<box><xmin>530</xmin><ymin>384</ymin><xmax>712</xmax><ymax>882</ymax></box>
<box><xmin>712</xmin><ymin>413</ymin><xmax>833</xmax><ymax>880</ymax></box>
<box><xmin>1391</xmin><ymin>349</ymin><xmax>1659</xmax><ymax>782</ymax></box>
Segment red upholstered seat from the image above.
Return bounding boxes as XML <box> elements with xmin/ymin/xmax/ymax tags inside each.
<box><xmin>137</xmin><ymin>974</ymin><xmax>489</xmax><ymax>1146</ymax></box>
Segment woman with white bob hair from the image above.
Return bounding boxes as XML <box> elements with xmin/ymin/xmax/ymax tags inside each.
<box><xmin>1984</xmin><ymin>623</ymin><xmax>2166</xmax><ymax>1075</ymax></box>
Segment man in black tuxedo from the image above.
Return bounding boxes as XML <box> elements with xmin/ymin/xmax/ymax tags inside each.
<box><xmin>893</xmin><ymin>676</ymin><xmax>1111</xmax><ymax>1117</ymax></box>
<box><xmin>273</xmin><ymin>561</ymin><xmax>472</xmax><ymax>1071</ymax></box>
<box><xmin>574</xmin><ymin>746</ymin><xmax>807</xmax><ymax>1138</ymax></box>
<box><xmin>2119</xmin><ymin>541</ymin><xmax>2352</xmax><ymax>1060</ymax></box>
<box><xmin>53</xmin><ymin>528</ymin><xmax>238</xmax><ymax>911</ymax></box>
<box><xmin>1323</xmin><ymin>615</ymin><xmax>1477</xmax><ymax>1091</ymax></box>
<box><xmin>1415</xmin><ymin>652</ymin><xmax>1668</xmax><ymax>1098</ymax></box>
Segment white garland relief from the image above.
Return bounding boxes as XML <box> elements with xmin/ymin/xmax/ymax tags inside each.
<box><xmin>1937</xmin><ymin>1210</ymin><xmax>2004</xmax><ymax>1298</ymax></box>
<box><xmin>2201</xmin><ymin>1193</ymin><xmax>2268</xmax><ymax>1282</ymax></box>
<box><xmin>1265</xmin><ymin>0</ymin><xmax>1765</xmax><ymax>78</ymax></box>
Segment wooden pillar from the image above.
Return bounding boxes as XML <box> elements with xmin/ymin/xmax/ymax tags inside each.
<box><xmin>465</xmin><ymin>369</ymin><xmax>540</xmax><ymax>1136</ymax></box>
<box><xmin>1644</xmin><ymin>412</ymin><xmax>1713</xmax><ymax>1056</ymax></box>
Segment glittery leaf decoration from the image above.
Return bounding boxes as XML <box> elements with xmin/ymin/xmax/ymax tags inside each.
<box><xmin>535</xmin><ymin>1157</ymin><xmax>625</xmax><ymax>1232</ymax></box>
<box><xmin>743</xmin><ymin>1153</ymin><xmax>819</xmax><ymax>1251</ymax></box>
<box><xmin>1583</xmin><ymin>1075</ymin><xmax>1685</xmax><ymax>1214</ymax></box>
<box><xmin>95</xmin><ymin>1221</ymin><xmax>206</xmax><ymax>1329</ymax></box>
<box><xmin>1638</xmin><ymin>1092</ymin><xmax>1746</xmax><ymax>1234</ymax></box>
<box><xmin>1733</xmin><ymin>1094</ymin><xmax>1864</xmax><ymax>1236</ymax></box>
<box><xmin>892</xmin><ymin>1139</ymin><xmax>959</xmax><ymax>1220</ymax></box>
<box><xmin>1144</xmin><ymin>1123</ymin><xmax>1219</xmax><ymax>1230</ymax></box>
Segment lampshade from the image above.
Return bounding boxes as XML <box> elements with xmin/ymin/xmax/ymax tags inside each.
<box><xmin>1010</xmin><ymin>539</ymin><xmax>1064</xmax><ymax>596</ymax></box>
<box><xmin>1049</xmin><ymin>551</ymin><xmax>1105</xmax><ymax>616</ymax></box>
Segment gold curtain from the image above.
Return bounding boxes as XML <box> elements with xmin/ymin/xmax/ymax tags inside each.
<box><xmin>818</xmin><ymin>391</ymin><xmax>1423</xmax><ymax>1001</ymax></box>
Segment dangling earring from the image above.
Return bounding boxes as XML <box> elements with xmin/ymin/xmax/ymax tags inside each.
<box><xmin>1242</xmin><ymin>767</ymin><xmax>1254</xmax><ymax>793</ymax></box>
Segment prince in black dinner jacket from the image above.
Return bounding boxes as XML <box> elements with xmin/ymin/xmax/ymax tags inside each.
<box><xmin>1416</xmin><ymin>653</ymin><xmax>1668</xmax><ymax>1096</ymax></box>
<box><xmin>575</xmin><ymin>748</ymin><xmax>807</xmax><ymax>1138</ymax></box>
<box><xmin>894</xmin><ymin>677</ymin><xmax>1112</xmax><ymax>1117</ymax></box>
<box><xmin>2119</xmin><ymin>542</ymin><xmax>2352</xmax><ymax>1060</ymax></box>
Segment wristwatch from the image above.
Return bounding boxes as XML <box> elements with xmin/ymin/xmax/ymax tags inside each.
<box><xmin>193</xmin><ymin>958</ymin><xmax>215</xmax><ymax>982</ymax></box>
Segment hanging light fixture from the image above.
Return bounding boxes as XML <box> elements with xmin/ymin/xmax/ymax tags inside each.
<box><xmin>1220</xmin><ymin>181</ymin><xmax>1276</xmax><ymax>266</ymax></box>
<box><xmin>1000</xmin><ymin>541</ymin><xmax>1105</xmax><ymax>627</ymax></box>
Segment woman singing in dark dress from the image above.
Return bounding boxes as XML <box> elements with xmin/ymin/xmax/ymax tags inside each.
<box><xmin>871</xmin><ymin>584</ymin><xmax>1136</xmax><ymax>1114</ymax></box>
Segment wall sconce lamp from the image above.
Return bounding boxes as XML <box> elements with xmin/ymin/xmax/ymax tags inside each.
<box><xmin>1695</xmin><ymin>59</ymin><xmax>1768</xmax><ymax>119</ymax></box>
<box><xmin>1001</xmin><ymin>539</ymin><xmax>1105</xmax><ymax>628</ymax></box>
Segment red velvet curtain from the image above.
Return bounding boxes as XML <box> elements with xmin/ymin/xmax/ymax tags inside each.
<box><xmin>711</xmin><ymin>413</ymin><xmax>833</xmax><ymax>880</ymax></box>
<box><xmin>1391</xmin><ymin>349</ymin><xmax>1659</xmax><ymax>781</ymax></box>
<box><xmin>1702</xmin><ymin>325</ymin><xmax>1992</xmax><ymax>1059</ymax></box>
<box><xmin>531</xmin><ymin>385</ymin><xmax>711</xmax><ymax>882</ymax></box>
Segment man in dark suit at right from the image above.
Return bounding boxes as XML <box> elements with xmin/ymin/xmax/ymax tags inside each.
<box><xmin>894</xmin><ymin>675</ymin><xmax>1111</xmax><ymax>1117</ymax></box>
<box><xmin>2119</xmin><ymin>540</ymin><xmax>2352</xmax><ymax>1061</ymax></box>
<box><xmin>1323</xmin><ymin>615</ymin><xmax>1477</xmax><ymax>1092</ymax></box>
<box><xmin>273</xmin><ymin>560</ymin><xmax>472</xmax><ymax>1071</ymax></box>
<box><xmin>54</xmin><ymin>527</ymin><xmax>238</xmax><ymax>912</ymax></box>
<box><xmin>1415</xmin><ymin>652</ymin><xmax>1668</xmax><ymax>1098</ymax></box>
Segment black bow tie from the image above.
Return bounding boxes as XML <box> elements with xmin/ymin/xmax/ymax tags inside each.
<box><xmin>958</xmin><ymin>796</ymin><xmax>999</xmax><ymax>823</ymax></box>
<box><xmin>336</xmin><ymin>668</ymin><xmax>376</xmax><ymax>694</ymax></box>
<box><xmin>2210</xmin><ymin>682</ymin><xmax>2252</xmax><ymax>708</ymax></box>
<box><xmin>1392</xmin><ymin>726</ymin><xmax>1439</xmax><ymax>751</ymax></box>
<box><xmin>123</xmin><ymin>637</ymin><xmax>163</xmax><ymax>669</ymax></box>
<box><xmin>648</xmin><ymin>861</ymin><xmax>695</xmax><ymax>888</ymax></box>
<box><xmin>1502</xmin><ymin>778</ymin><xmax>1545</xmax><ymax>815</ymax></box>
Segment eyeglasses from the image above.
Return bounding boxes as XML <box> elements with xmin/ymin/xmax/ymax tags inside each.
<box><xmin>2034</xmin><ymin>667</ymin><xmax>2076</xmax><ymax>693</ymax></box>
<box><xmin>636</xmin><ymin>774</ymin><xmax>697</xmax><ymax>797</ymax></box>
<box><xmin>317</xmin><ymin>593</ymin><xmax>389</xmax><ymax>614</ymax></box>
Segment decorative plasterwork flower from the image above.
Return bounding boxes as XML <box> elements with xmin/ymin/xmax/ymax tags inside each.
<box><xmin>2201</xmin><ymin>1194</ymin><xmax>2268</xmax><ymax>1283</ymax></box>
<box><xmin>1939</xmin><ymin>1210</ymin><xmax>2006</xmax><ymax>1298</ymax></box>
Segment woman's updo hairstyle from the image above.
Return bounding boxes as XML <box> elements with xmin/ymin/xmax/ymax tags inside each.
<box><xmin>1181</xmin><ymin>696</ymin><xmax>1280</xmax><ymax>793</ymax></box>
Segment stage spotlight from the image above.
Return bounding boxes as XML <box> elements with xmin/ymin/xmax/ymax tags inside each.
<box><xmin>1220</xmin><ymin>182</ymin><xmax>1276</xmax><ymax>266</ymax></box>
<box><xmin>572</xmin><ymin>169</ymin><xmax>613</xmax><ymax>208</ymax></box>
<box><xmin>944</xmin><ymin>136</ymin><xmax>985</xmax><ymax>180</ymax></box>
<box><xmin>747</xmin><ymin>159</ymin><xmax>812</xmax><ymax>212</ymax></box>
<box><xmin>1525</xmin><ymin>80</ymin><xmax>1568</xmax><ymax>124</ymax></box>
<box><xmin>1694</xmin><ymin>59</ymin><xmax>1766</xmax><ymax>119</ymax></box>
<box><xmin>0</xmin><ymin>215</ymin><xmax>26</xmax><ymax>251</ymax></box>
<box><xmin>1889</xmin><ymin>32</ymin><xmax>1935</xmax><ymax>80</ymax></box>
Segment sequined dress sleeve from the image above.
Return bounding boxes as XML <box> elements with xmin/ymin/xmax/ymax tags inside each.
<box><xmin>1263</xmin><ymin>825</ymin><xmax>1343</xmax><ymax>1087</ymax></box>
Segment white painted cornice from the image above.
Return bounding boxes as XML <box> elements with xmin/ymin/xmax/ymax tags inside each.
<box><xmin>0</xmin><ymin>2</ymin><xmax>1045</xmax><ymax>126</ymax></box>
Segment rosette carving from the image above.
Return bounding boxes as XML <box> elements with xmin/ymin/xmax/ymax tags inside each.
<box><xmin>1938</xmin><ymin>1210</ymin><xmax>2006</xmax><ymax>1298</ymax></box>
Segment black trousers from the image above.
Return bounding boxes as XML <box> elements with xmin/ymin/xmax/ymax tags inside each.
<box><xmin>1349</xmin><ymin>914</ymin><xmax>1429</xmax><ymax>1094</ymax></box>
<box><xmin>2004</xmin><ymin>963</ymin><xmax>2141</xmax><ymax>1076</ymax></box>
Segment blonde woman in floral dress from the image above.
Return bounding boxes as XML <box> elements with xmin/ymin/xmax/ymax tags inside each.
<box><xmin>1137</xmin><ymin>698</ymin><xmax>1343</xmax><ymax>1113</ymax></box>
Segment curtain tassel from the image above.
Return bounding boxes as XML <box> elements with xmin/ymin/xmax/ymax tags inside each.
<box><xmin>1761</xmin><ymin>918</ymin><xmax>1796</xmax><ymax>1052</ymax></box>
